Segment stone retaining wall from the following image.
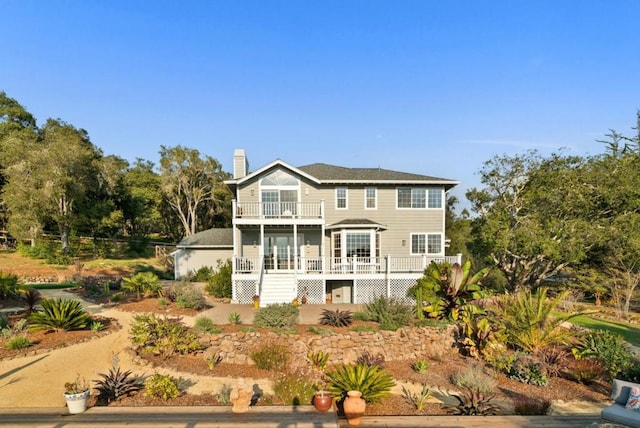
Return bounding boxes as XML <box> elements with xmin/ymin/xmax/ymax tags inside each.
<box><xmin>202</xmin><ymin>325</ymin><xmax>458</xmax><ymax>365</ymax></box>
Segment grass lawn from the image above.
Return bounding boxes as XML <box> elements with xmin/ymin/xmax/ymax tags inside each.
<box><xmin>570</xmin><ymin>314</ymin><xmax>640</xmax><ymax>347</ymax></box>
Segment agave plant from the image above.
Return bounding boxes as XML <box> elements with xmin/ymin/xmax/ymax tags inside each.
<box><xmin>326</xmin><ymin>363</ymin><xmax>396</xmax><ymax>403</ymax></box>
<box><xmin>21</xmin><ymin>287</ymin><xmax>42</xmax><ymax>312</ymax></box>
<box><xmin>319</xmin><ymin>309</ymin><xmax>353</xmax><ymax>327</ymax></box>
<box><xmin>28</xmin><ymin>298</ymin><xmax>91</xmax><ymax>332</ymax></box>
<box><xmin>94</xmin><ymin>356</ymin><xmax>143</xmax><ymax>403</ymax></box>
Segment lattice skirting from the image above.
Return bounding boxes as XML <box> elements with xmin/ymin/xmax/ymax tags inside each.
<box><xmin>388</xmin><ymin>277</ymin><xmax>418</xmax><ymax>304</ymax></box>
<box><xmin>354</xmin><ymin>277</ymin><xmax>418</xmax><ymax>304</ymax></box>
<box><xmin>297</xmin><ymin>279</ymin><xmax>325</xmax><ymax>304</ymax></box>
<box><xmin>234</xmin><ymin>279</ymin><xmax>258</xmax><ymax>304</ymax></box>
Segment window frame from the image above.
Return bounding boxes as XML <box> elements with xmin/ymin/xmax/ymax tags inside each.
<box><xmin>364</xmin><ymin>187</ymin><xmax>377</xmax><ymax>210</ymax></box>
<box><xmin>335</xmin><ymin>187</ymin><xmax>348</xmax><ymax>210</ymax></box>
<box><xmin>396</xmin><ymin>187</ymin><xmax>443</xmax><ymax>209</ymax></box>
<box><xmin>410</xmin><ymin>232</ymin><xmax>443</xmax><ymax>255</ymax></box>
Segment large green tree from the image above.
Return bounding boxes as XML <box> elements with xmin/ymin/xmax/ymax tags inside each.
<box><xmin>0</xmin><ymin>92</ymin><xmax>38</xmax><ymax>233</ymax></box>
<box><xmin>158</xmin><ymin>145</ymin><xmax>231</xmax><ymax>239</ymax></box>
<box><xmin>466</xmin><ymin>151</ymin><xmax>591</xmax><ymax>291</ymax></box>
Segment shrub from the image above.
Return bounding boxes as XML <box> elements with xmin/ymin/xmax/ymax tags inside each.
<box><xmin>204</xmin><ymin>353</ymin><xmax>222</xmax><ymax>370</ymax></box>
<box><xmin>28</xmin><ymin>298</ymin><xmax>91</xmax><ymax>332</ymax></box>
<box><xmin>129</xmin><ymin>314</ymin><xmax>204</xmax><ymax>358</ymax></box>
<box><xmin>358</xmin><ymin>296</ymin><xmax>412</xmax><ymax>331</ymax></box>
<box><xmin>408</xmin><ymin>261</ymin><xmax>489</xmax><ymax>321</ymax></box>
<box><xmin>144</xmin><ymin>373</ymin><xmax>180</xmax><ymax>400</ymax></box>
<box><xmin>218</xmin><ymin>384</ymin><xmax>232</xmax><ymax>404</ymax></box>
<box><xmin>205</xmin><ymin>259</ymin><xmax>232</xmax><ymax>298</ymax></box>
<box><xmin>0</xmin><ymin>313</ymin><xmax>7</xmax><ymax>330</ymax></box>
<box><xmin>250</xmin><ymin>339</ymin><xmax>291</xmax><ymax>371</ymax></box>
<box><xmin>402</xmin><ymin>384</ymin><xmax>431</xmax><ymax>412</ymax></box>
<box><xmin>253</xmin><ymin>303</ymin><xmax>298</xmax><ymax>328</ymax></box>
<box><xmin>1</xmin><ymin>318</ymin><xmax>28</xmax><ymax>339</ymax></box>
<box><xmin>228</xmin><ymin>312</ymin><xmax>241</xmax><ymax>324</ymax></box>
<box><xmin>166</xmin><ymin>281</ymin><xmax>206</xmax><ymax>309</ymax></box>
<box><xmin>535</xmin><ymin>346</ymin><xmax>570</xmax><ymax>378</ymax></box>
<box><xmin>6</xmin><ymin>336</ymin><xmax>32</xmax><ymax>350</ymax></box>
<box><xmin>121</xmin><ymin>272</ymin><xmax>162</xmax><ymax>299</ymax></box>
<box><xmin>508</xmin><ymin>355</ymin><xmax>548</xmax><ymax>386</ymax></box>
<box><xmin>307</xmin><ymin>326</ymin><xmax>333</xmax><ymax>335</ymax></box>
<box><xmin>190</xmin><ymin>266</ymin><xmax>214</xmax><ymax>282</ymax></box>
<box><xmin>449</xmin><ymin>365</ymin><xmax>501</xmax><ymax>416</ymax></box>
<box><xmin>21</xmin><ymin>288</ymin><xmax>41</xmax><ymax>312</ymax></box>
<box><xmin>0</xmin><ymin>271</ymin><xmax>21</xmax><ymax>300</ymax></box>
<box><xmin>194</xmin><ymin>316</ymin><xmax>222</xmax><ymax>334</ymax></box>
<box><xmin>307</xmin><ymin>350</ymin><xmax>330</xmax><ymax>371</ymax></box>
<box><xmin>90</xmin><ymin>321</ymin><xmax>105</xmax><ymax>331</ymax></box>
<box><xmin>356</xmin><ymin>350</ymin><xmax>385</xmax><ymax>368</ymax></box>
<box><xmin>273</xmin><ymin>368</ymin><xmax>317</xmax><ymax>405</ymax></box>
<box><xmin>490</xmin><ymin>288</ymin><xmax>582</xmax><ymax>353</ymax></box>
<box><xmin>319</xmin><ymin>309</ymin><xmax>353</xmax><ymax>327</ymax></box>
<box><xmin>326</xmin><ymin>363</ymin><xmax>396</xmax><ymax>403</ymax></box>
<box><xmin>513</xmin><ymin>397</ymin><xmax>551</xmax><ymax>415</ymax></box>
<box><xmin>573</xmin><ymin>330</ymin><xmax>633</xmax><ymax>380</ymax></box>
<box><xmin>94</xmin><ymin>355</ymin><xmax>143</xmax><ymax>403</ymax></box>
<box><xmin>412</xmin><ymin>360</ymin><xmax>429</xmax><ymax>374</ymax></box>
<box><xmin>568</xmin><ymin>359</ymin><xmax>605</xmax><ymax>385</ymax></box>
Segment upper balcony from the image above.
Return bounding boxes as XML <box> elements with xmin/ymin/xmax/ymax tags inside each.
<box><xmin>233</xmin><ymin>200</ymin><xmax>325</xmax><ymax>225</ymax></box>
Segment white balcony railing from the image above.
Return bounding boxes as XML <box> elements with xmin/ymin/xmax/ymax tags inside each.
<box><xmin>234</xmin><ymin>201</ymin><xmax>323</xmax><ymax>219</ymax></box>
<box><xmin>233</xmin><ymin>254</ymin><xmax>462</xmax><ymax>275</ymax></box>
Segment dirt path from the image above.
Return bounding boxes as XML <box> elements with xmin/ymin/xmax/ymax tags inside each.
<box><xmin>0</xmin><ymin>295</ymin><xmax>270</xmax><ymax>408</ymax></box>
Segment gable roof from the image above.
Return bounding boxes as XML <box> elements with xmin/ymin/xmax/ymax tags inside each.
<box><xmin>177</xmin><ymin>228</ymin><xmax>233</xmax><ymax>248</ymax></box>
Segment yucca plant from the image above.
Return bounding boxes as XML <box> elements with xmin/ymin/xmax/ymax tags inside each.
<box><xmin>28</xmin><ymin>298</ymin><xmax>91</xmax><ymax>332</ymax></box>
<box><xmin>326</xmin><ymin>363</ymin><xmax>396</xmax><ymax>403</ymax></box>
<box><xmin>94</xmin><ymin>356</ymin><xmax>143</xmax><ymax>403</ymax></box>
<box><xmin>319</xmin><ymin>309</ymin><xmax>353</xmax><ymax>327</ymax></box>
<box><xmin>449</xmin><ymin>385</ymin><xmax>502</xmax><ymax>415</ymax></box>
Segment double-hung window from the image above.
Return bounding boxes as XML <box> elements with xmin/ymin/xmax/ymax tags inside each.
<box><xmin>410</xmin><ymin>233</ymin><xmax>442</xmax><ymax>255</ymax></box>
<box><xmin>336</xmin><ymin>187</ymin><xmax>348</xmax><ymax>209</ymax></box>
<box><xmin>365</xmin><ymin>187</ymin><xmax>377</xmax><ymax>209</ymax></box>
<box><xmin>397</xmin><ymin>187</ymin><xmax>442</xmax><ymax>209</ymax></box>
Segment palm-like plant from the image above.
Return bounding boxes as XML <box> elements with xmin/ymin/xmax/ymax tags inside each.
<box><xmin>95</xmin><ymin>355</ymin><xmax>143</xmax><ymax>403</ymax></box>
<box><xmin>326</xmin><ymin>363</ymin><xmax>396</xmax><ymax>403</ymax></box>
<box><xmin>121</xmin><ymin>271</ymin><xmax>161</xmax><ymax>300</ymax></box>
<box><xmin>490</xmin><ymin>287</ymin><xmax>582</xmax><ymax>353</ymax></box>
<box><xmin>28</xmin><ymin>298</ymin><xmax>91</xmax><ymax>332</ymax></box>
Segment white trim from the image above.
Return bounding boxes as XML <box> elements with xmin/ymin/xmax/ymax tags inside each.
<box><xmin>226</xmin><ymin>159</ymin><xmax>321</xmax><ymax>186</ymax></box>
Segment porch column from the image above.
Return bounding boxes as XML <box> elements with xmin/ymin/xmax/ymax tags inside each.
<box><xmin>293</xmin><ymin>224</ymin><xmax>298</xmax><ymax>271</ymax></box>
<box><xmin>260</xmin><ymin>224</ymin><xmax>264</xmax><ymax>258</ymax></box>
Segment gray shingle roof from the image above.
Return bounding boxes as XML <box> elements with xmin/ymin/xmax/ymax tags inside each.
<box><xmin>297</xmin><ymin>163</ymin><xmax>454</xmax><ymax>183</ymax></box>
<box><xmin>177</xmin><ymin>228</ymin><xmax>233</xmax><ymax>247</ymax></box>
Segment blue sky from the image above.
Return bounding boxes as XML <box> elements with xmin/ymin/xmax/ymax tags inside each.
<box><xmin>2</xmin><ymin>0</ymin><xmax>639</xmax><ymax>212</ymax></box>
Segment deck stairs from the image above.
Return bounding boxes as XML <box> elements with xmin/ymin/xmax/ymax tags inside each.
<box><xmin>259</xmin><ymin>273</ymin><xmax>297</xmax><ymax>307</ymax></box>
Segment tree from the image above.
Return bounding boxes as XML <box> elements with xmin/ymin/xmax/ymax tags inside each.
<box><xmin>122</xmin><ymin>159</ymin><xmax>163</xmax><ymax>238</ymax></box>
<box><xmin>466</xmin><ymin>151</ymin><xmax>590</xmax><ymax>291</ymax></box>
<box><xmin>0</xmin><ymin>92</ymin><xmax>38</xmax><ymax>232</ymax></box>
<box><xmin>158</xmin><ymin>145</ymin><xmax>231</xmax><ymax>239</ymax></box>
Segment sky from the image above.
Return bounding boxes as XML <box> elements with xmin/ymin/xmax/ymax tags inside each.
<box><xmin>2</xmin><ymin>0</ymin><xmax>640</xmax><ymax>212</ymax></box>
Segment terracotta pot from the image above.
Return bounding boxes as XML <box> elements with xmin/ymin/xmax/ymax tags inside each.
<box><xmin>343</xmin><ymin>390</ymin><xmax>366</xmax><ymax>426</ymax></box>
<box><xmin>313</xmin><ymin>392</ymin><xmax>333</xmax><ymax>412</ymax></box>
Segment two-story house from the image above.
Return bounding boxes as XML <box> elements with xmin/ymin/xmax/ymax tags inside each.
<box><xmin>222</xmin><ymin>149</ymin><xmax>461</xmax><ymax>306</ymax></box>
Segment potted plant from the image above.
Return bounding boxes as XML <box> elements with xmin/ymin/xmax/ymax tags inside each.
<box><xmin>252</xmin><ymin>294</ymin><xmax>259</xmax><ymax>309</ymax></box>
<box><xmin>313</xmin><ymin>388</ymin><xmax>333</xmax><ymax>412</ymax></box>
<box><xmin>63</xmin><ymin>374</ymin><xmax>90</xmax><ymax>414</ymax></box>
